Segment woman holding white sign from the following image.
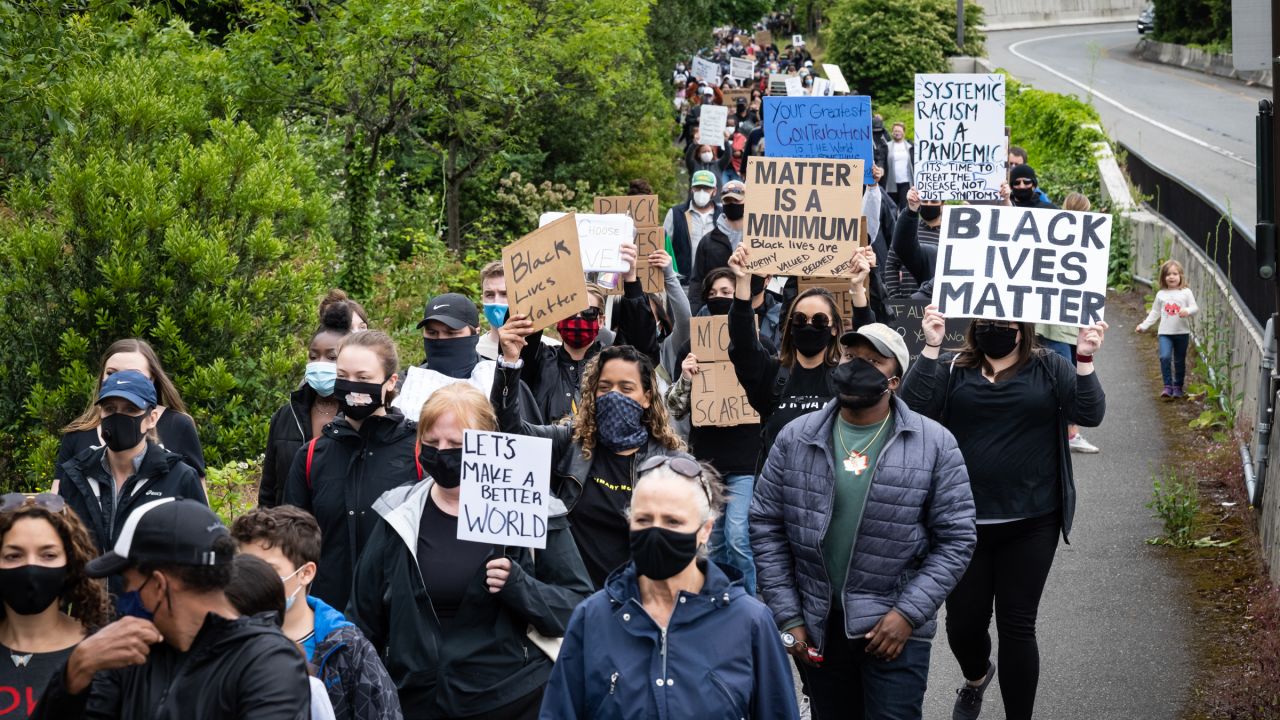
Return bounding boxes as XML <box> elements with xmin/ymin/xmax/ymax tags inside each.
<box><xmin>348</xmin><ymin>383</ymin><xmax>593</xmax><ymax>720</ymax></box>
<box><xmin>899</xmin><ymin>309</ymin><xmax>1107</xmax><ymax>720</ymax></box>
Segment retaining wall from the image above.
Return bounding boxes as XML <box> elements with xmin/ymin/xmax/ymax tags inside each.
<box><xmin>1134</xmin><ymin>38</ymin><xmax>1274</xmax><ymax>88</ymax></box>
<box><xmin>977</xmin><ymin>0</ymin><xmax>1147</xmax><ymax>29</ymax></box>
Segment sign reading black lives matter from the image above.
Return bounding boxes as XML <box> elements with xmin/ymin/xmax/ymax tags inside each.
<box><xmin>743</xmin><ymin>157</ymin><xmax>863</xmax><ymax>277</ymax></box>
<box><xmin>931</xmin><ymin>206</ymin><xmax>1112</xmax><ymax>327</ymax></box>
<box><xmin>914</xmin><ymin>74</ymin><xmax>1006</xmax><ymax>201</ymax></box>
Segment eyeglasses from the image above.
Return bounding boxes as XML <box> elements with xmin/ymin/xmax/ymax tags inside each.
<box><xmin>0</xmin><ymin>493</ymin><xmax>66</xmax><ymax>514</ymax></box>
<box><xmin>1011</xmin><ymin>179</ymin><xmax>1034</xmax><ymax>188</ymax></box>
<box><xmin>790</xmin><ymin>311</ymin><xmax>831</xmax><ymax>330</ymax></box>
<box><xmin>637</xmin><ymin>455</ymin><xmax>713</xmax><ymax>507</ymax></box>
<box><xmin>577</xmin><ymin>307</ymin><xmax>601</xmax><ymax>321</ymax></box>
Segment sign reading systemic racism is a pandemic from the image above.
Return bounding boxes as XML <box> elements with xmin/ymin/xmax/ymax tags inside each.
<box><xmin>913</xmin><ymin>74</ymin><xmax>1007</xmax><ymax>201</ymax></box>
<box><xmin>743</xmin><ymin>157</ymin><xmax>863</xmax><ymax>277</ymax></box>
<box><xmin>931</xmin><ymin>206</ymin><xmax>1112</xmax><ymax>327</ymax></box>
<box><xmin>762</xmin><ymin>96</ymin><xmax>875</xmax><ymax>184</ymax></box>
<box><xmin>458</xmin><ymin>430</ymin><xmax>551</xmax><ymax>549</ymax></box>
<box><xmin>504</xmin><ymin>213</ymin><xmax>591</xmax><ymax>331</ymax></box>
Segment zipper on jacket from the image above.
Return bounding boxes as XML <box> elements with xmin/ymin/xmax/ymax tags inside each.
<box><xmin>659</xmin><ymin>627</ymin><xmax>669</xmax><ymax>684</ymax></box>
<box><xmin>838</xmin><ymin>428</ymin><xmax>904</xmax><ymax>602</ymax></box>
<box><xmin>609</xmin><ymin>671</ymin><xmax>619</xmax><ymax>695</ymax></box>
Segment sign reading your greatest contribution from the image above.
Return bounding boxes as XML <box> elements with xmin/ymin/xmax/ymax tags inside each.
<box><xmin>931</xmin><ymin>205</ymin><xmax>1113</xmax><ymax>327</ymax></box>
<box><xmin>913</xmin><ymin>73</ymin><xmax>1007</xmax><ymax>201</ymax></box>
<box><xmin>458</xmin><ymin>430</ymin><xmax>552</xmax><ymax>549</ymax></box>
<box><xmin>743</xmin><ymin>157</ymin><xmax>863</xmax><ymax>277</ymax></box>
<box><xmin>762</xmin><ymin>96</ymin><xmax>875</xmax><ymax>185</ymax></box>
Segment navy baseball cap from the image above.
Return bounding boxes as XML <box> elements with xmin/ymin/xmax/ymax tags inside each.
<box><xmin>416</xmin><ymin>292</ymin><xmax>480</xmax><ymax>330</ymax></box>
<box><xmin>85</xmin><ymin>498</ymin><xmax>233</xmax><ymax>578</ymax></box>
<box><xmin>97</xmin><ymin>370</ymin><xmax>158</xmax><ymax>410</ymax></box>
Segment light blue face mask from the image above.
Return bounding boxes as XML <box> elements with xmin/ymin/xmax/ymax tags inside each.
<box><xmin>483</xmin><ymin>303</ymin><xmax>509</xmax><ymax>329</ymax></box>
<box><xmin>280</xmin><ymin>566</ymin><xmax>305</xmax><ymax>612</ymax></box>
<box><xmin>304</xmin><ymin>361</ymin><xmax>337</xmax><ymax>397</ymax></box>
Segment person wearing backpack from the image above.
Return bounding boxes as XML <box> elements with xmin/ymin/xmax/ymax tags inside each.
<box><xmin>283</xmin><ymin>331</ymin><xmax>420</xmax><ymax>612</ymax></box>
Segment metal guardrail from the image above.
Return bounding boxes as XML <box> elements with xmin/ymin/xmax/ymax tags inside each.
<box><xmin>1119</xmin><ymin>140</ymin><xmax>1273</xmax><ymax>326</ymax></box>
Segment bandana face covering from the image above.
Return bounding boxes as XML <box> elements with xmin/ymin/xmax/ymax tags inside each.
<box><xmin>594</xmin><ymin>391</ymin><xmax>649</xmax><ymax>452</ymax></box>
<box><xmin>423</xmin><ymin>335</ymin><xmax>480</xmax><ymax>379</ymax></box>
<box><xmin>556</xmin><ymin>317</ymin><xmax>601</xmax><ymax>350</ymax></box>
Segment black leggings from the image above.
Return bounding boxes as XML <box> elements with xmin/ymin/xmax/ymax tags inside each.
<box><xmin>945</xmin><ymin>512</ymin><xmax>1060</xmax><ymax>720</ymax></box>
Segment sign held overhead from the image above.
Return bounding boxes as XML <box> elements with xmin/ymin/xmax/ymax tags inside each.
<box><xmin>742</xmin><ymin>157</ymin><xmax>863</xmax><ymax>278</ymax></box>
<box><xmin>504</xmin><ymin>213</ymin><xmax>591</xmax><ymax>331</ymax></box>
<box><xmin>762</xmin><ymin>96</ymin><xmax>875</xmax><ymax>184</ymax></box>
<box><xmin>913</xmin><ymin>73</ymin><xmax>1007</xmax><ymax>201</ymax></box>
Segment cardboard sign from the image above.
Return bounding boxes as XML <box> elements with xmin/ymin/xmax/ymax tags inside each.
<box><xmin>768</xmin><ymin>74</ymin><xmax>789</xmax><ymax>96</ymax></box>
<box><xmin>539</xmin><ymin>212</ymin><xmax>633</xmax><ymax>273</ymax></box>
<box><xmin>792</xmin><ymin>34</ymin><xmax>804</xmax><ymax>46</ymax></box>
<box><xmin>503</xmin><ymin>213</ymin><xmax>591</xmax><ymax>330</ymax></box>
<box><xmin>931</xmin><ymin>206</ymin><xmax>1112</xmax><ymax>327</ymax></box>
<box><xmin>634</xmin><ymin>225</ymin><xmax>665</xmax><ymax>294</ymax></box>
<box><xmin>823</xmin><ymin>64</ymin><xmax>850</xmax><ymax>94</ymax></box>
<box><xmin>784</xmin><ymin>76</ymin><xmax>804</xmax><ymax>97</ymax></box>
<box><xmin>755</xmin><ymin>30</ymin><xmax>773</xmax><ymax>47</ymax></box>
<box><xmin>690</xmin><ymin>316</ymin><xmax>731</xmax><ymax>362</ymax></box>
<box><xmin>730</xmin><ymin>56</ymin><xmax>755</xmax><ymax>81</ymax></box>
<box><xmin>762</xmin><ymin>96</ymin><xmax>875</xmax><ymax>185</ymax></box>
<box><xmin>811</xmin><ymin>77</ymin><xmax>832</xmax><ymax>97</ymax></box>
<box><xmin>692</xmin><ymin>57</ymin><xmax>720</xmax><ymax>84</ymax></box>
<box><xmin>743</xmin><ymin>157</ymin><xmax>863</xmax><ymax>277</ymax></box>
<box><xmin>593</xmin><ymin>195</ymin><xmax>659</xmax><ymax>228</ymax></box>
<box><xmin>691</xmin><ymin>361</ymin><xmax>760</xmax><ymax>427</ymax></box>
<box><xmin>699</xmin><ymin>104</ymin><xmax>729</xmax><ymax>146</ymax></box>
<box><xmin>724</xmin><ymin>88</ymin><xmax>753</xmax><ymax>107</ymax></box>
<box><xmin>913</xmin><ymin>74</ymin><xmax>1007</xmax><ymax>201</ymax></box>
<box><xmin>458</xmin><ymin>430</ymin><xmax>551</xmax><ymax>549</ymax></box>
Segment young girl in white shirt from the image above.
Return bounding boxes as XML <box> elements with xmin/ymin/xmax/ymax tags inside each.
<box><xmin>1136</xmin><ymin>260</ymin><xmax>1198</xmax><ymax>398</ymax></box>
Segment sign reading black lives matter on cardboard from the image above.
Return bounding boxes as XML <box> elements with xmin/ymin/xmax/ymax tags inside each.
<box><xmin>743</xmin><ymin>157</ymin><xmax>863</xmax><ymax>277</ymax></box>
<box><xmin>914</xmin><ymin>74</ymin><xmax>1007</xmax><ymax>201</ymax></box>
<box><xmin>931</xmin><ymin>206</ymin><xmax>1112</xmax><ymax>327</ymax></box>
<box><xmin>503</xmin><ymin>213</ymin><xmax>591</xmax><ymax>331</ymax></box>
<box><xmin>458</xmin><ymin>430</ymin><xmax>551</xmax><ymax>549</ymax></box>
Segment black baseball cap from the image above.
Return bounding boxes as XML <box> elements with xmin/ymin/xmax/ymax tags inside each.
<box><xmin>416</xmin><ymin>292</ymin><xmax>480</xmax><ymax>330</ymax></box>
<box><xmin>85</xmin><ymin>498</ymin><xmax>233</xmax><ymax>578</ymax></box>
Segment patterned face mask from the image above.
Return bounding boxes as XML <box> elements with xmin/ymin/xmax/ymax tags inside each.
<box><xmin>556</xmin><ymin>316</ymin><xmax>601</xmax><ymax>349</ymax></box>
<box><xmin>594</xmin><ymin>391</ymin><xmax>648</xmax><ymax>452</ymax></box>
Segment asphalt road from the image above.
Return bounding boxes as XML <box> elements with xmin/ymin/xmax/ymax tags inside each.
<box><xmin>985</xmin><ymin>22</ymin><xmax>1268</xmax><ymax>233</ymax></box>
<box><xmin>919</xmin><ymin>297</ymin><xmax>1192</xmax><ymax>719</ymax></box>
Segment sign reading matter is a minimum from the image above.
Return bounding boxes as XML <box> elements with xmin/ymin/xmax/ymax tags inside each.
<box><xmin>931</xmin><ymin>206</ymin><xmax>1112</xmax><ymax>327</ymax></box>
<box><xmin>743</xmin><ymin>157</ymin><xmax>863</xmax><ymax>277</ymax></box>
<box><xmin>458</xmin><ymin>430</ymin><xmax>551</xmax><ymax>549</ymax></box>
<box><xmin>503</xmin><ymin>213</ymin><xmax>590</xmax><ymax>331</ymax></box>
<box><xmin>914</xmin><ymin>74</ymin><xmax>1007</xmax><ymax>201</ymax></box>
<box><xmin>762</xmin><ymin>96</ymin><xmax>875</xmax><ymax>185</ymax></box>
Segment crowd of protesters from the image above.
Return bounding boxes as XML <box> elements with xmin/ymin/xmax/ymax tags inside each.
<box><xmin>0</xmin><ymin>15</ymin><xmax>1127</xmax><ymax>720</ymax></box>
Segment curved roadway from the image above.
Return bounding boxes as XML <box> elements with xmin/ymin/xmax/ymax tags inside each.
<box><xmin>986</xmin><ymin>22</ymin><xmax>1268</xmax><ymax>232</ymax></box>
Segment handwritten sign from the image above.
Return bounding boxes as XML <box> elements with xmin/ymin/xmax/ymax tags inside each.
<box><xmin>593</xmin><ymin>195</ymin><xmax>659</xmax><ymax>228</ymax></box>
<box><xmin>692</xmin><ymin>362</ymin><xmax>760</xmax><ymax>427</ymax></box>
<box><xmin>784</xmin><ymin>76</ymin><xmax>804</xmax><ymax>97</ymax></box>
<box><xmin>885</xmin><ymin>300</ymin><xmax>968</xmax><ymax>366</ymax></box>
<box><xmin>634</xmin><ymin>226</ymin><xmax>665</xmax><ymax>294</ymax></box>
<box><xmin>691</xmin><ymin>316</ymin><xmax>731</xmax><ymax>362</ymax></box>
<box><xmin>755</xmin><ymin>30</ymin><xmax>772</xmax><ymax>47</ymax></box>
<box><xmin>743</xmin><ymin>157</ymin><xmax>863</xmax><ymax>278</ymax></box>
<box><xmin>458</xmin><ymin>430</ymin><xmax>551</xmax><ymax>549</ymax></box>
<box><xmin>914</xmin><ymin>74</ymin><xmax>1007</xmax><ymax>201</ymax></box>
<box><xmin>724</xmin><ymin>88</ymin><xmax>753</xmax><ymax>107</ymax></box>
<box><xmin>503</xmin><ymin>213</ymin><xmax>590</xmax><ymax>330</ymax></box>
<box><xmin>692</xmin><ymin>57</ymin><xmax>720</xmax><ymax>84</ymax></box>
<box><xmin>792</xmin><ymin>34</ymin><xmax>804</xmax><ymax>46</ymax></box>
<box><xmin>811</xmin><ymin>77</ymin><xmax>832</xmax><ymax>97</ymax></box>
<box><xmin>539</xmin><ymin>212</ymin><xmax>633</xmax><ymax>273</ymax></box>
<box><xmin>823</xmin><ymin>64</ymin><xmax>850</xmax><ymax>94</ymax></box>
<box><xmin>762</xmin><ymin>96</ymin><xmax>875</xmax><ymax>185</ymax></box>
<box><xmin>768</xmin><ymin>74</ymin><xmax>789</xmax><ymax>96</ymax></box>
<box><xmin>730</xmin><ymin>57</ymin><xmax>755</xmax><ymax>81</ymax></box>
<box><xmin>699</xmin><ymin>104</ymin><xmax>729</xmax><ymax>146</ymax></box>
<box><xmin>931</xmin><ymin>206</ymin><xmax>1112</xmax><ymax>327</ymax></box>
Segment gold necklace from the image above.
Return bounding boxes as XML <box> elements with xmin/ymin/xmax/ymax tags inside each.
<box><xmin>837</xmin><ymin>412</ymin><xmax>891</xmax><ymax>476</ymax></box>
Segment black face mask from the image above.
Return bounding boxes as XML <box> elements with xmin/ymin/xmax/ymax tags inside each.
<box><xmin>749</xmin><ymin>274</ymin><xmax>767</xmax><ymax>298</ymax></box>
<box><xmin>833</xmin><ymin>357</ymin><xmax>891</xmax><ymax>409</ymax></box>
<box><xmin>973</xmin><ymin>324</ymin><xmax>1020</xmax><ymax>359</ymax></box>
<box><xmin>704</xmin><ymin>297</ymin><xmax>733</xmax><ymax>316</ymax></box>
<box><xmin>424</xmin><ymin>334</ymin><xmax>480</xmax><ymax>379</ymax></box>
<box><xmin>100</xmin><ymin>411</ymin><xmax>148</xmax><ymax>452</ymax></box>
<box><xmin>630</xmin><ymin>527</ymin><xmax>699</xmax><ymax>580</ymax></box>
<box><xmin>1011</xmin><ymin>186</ymin><xmax>1035</xmax><ymax>204</ymax></box>
<box><xmin>334</xmin><ymin>378</ymin><xmax>386</xmax><ymax>421</ymax></box>
<box><xmin>919</xmin><ymin>204</ymin><xmax>942</xmax><ymax>221</ymax></box>
<box><xmin>0</xmin><ymin>565</ymin><xmax>66</xmax><ymax>615</ymax></box>
<box><xmin>792</xmin><ymin>324</ymin><xmax>830</xmax><ymax>358</ymax></box>
<box><xmin>723</xmin><ymin>203</ymin><xmax>745</xmax><ymax>221</ymax></box>
<box><xmin>419</xmin><ymin>446</ymin><xmax>462</xmax><ymax>489</ymax></box>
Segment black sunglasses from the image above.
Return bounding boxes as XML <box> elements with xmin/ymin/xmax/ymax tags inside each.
<box><xmin>637</xmin><ymin>456</ymin><xmax>713</xmax><ymax>506</ymax></box>
<box><xmin>0</xmin><ymin>493</ymin><xmax>66</xmax><ymax>514</ymax></box>
<box><xmin>790</xmin><ymin>311</ymin><xmax>831</xmax><ymax>330</ymax></box>
<box><xmin>973</xmin><ymin>320</ymin><xmax>1017</xmax><ymax>330</ymax></box>
<box><xmin>576</xmin><ymin>307</ymin><xmax>601</xmax><ymax>321</ymax></box>
<box><xmin>1011</xmin><ymin>179</ymin><xmax>1034</xmax><ymax>187</ymax></box>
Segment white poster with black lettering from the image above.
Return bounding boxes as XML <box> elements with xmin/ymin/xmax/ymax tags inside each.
<box><xmin>692</xmin><ymin>56</ymin><xmax>720</xmax><ymax>84</ymax></box>
<box><xmin>913</xmin><ymin>73</ymin><xmax>1007</xmax><ymax>201</ymax></box>
<box><xmin>730</xmin><ymin>56</ymin><xmax>755</xmax><ymax>81</ymax></box>
<box><xmin>698</xmin><ymin>104</ymin><xmax>729</xmax><ymax>147</ymax></box>
<box><xmin>458</xmin><ymin>430</ymin><xmax>552</xmax><ymax>549</ymax></box>
<box><xmin>539</xmin><ymin>212</ymin><xmax>633</xmax><ymax>273</ymax></box>
<box><xmin>931</xmin><ymin>206</ymin><xmax>1112</xmax><ymax>327</ymax></box>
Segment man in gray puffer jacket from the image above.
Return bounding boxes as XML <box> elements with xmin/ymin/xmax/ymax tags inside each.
<box><xmin>750</xmin><ymin>323</ymin><xmax>975</xmax><ymax>720</ymax></box>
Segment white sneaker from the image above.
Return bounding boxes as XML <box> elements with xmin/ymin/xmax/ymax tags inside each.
<box><xmin>1069</xmin><ymin>433</ymin><xmax>1100</xmax><ymax>454</ymax></box>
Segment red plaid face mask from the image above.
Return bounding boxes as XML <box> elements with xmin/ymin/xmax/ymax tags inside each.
<box><xmin>556</xmin><ymin>316</ymin><xmax>600</xmax><ymax>349</ymax></box>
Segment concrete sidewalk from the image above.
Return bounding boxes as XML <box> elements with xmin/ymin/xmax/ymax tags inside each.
<box><xmin>920</xmin><ymin>296</ymin><xmax>1193</xmax><ymax>719</ymax></box>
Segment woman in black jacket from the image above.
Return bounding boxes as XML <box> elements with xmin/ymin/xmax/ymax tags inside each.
<box><xmin>283</xmin><ymin>330</ymin><xmax>419</xmax><ymax>612</ymax></box>
<box><xmin>258</xmin><ymin>301</ymin><xmax>354</xmax><ymax>507</ymax></box>
<box><xmin>724</xmin><ymin>244</ymin><xmax>875</xmax><ymax>471</ymax></box>
<box><xmin>348</xmin><ymin>383</ymin><xmax>592</xmax><ymax>720</ymax></box>
<box><xmin>900</xmin><ymin>307</ymin><xmax>1107</xmax><ymax>720</ymax></box>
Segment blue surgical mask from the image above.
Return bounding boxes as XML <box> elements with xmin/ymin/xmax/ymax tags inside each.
<box><xmin>117</xmin><ymin>577</ymin><xmax>155</xmax><ymax>621</ymax></box>
<box><xmin>483</xmin><ymin>303</ymin><xmax>509</xmax><ymax>329</ymax></box>
<box><xmin>304</xmin><ymin>361</ymin><xmax>337</xmax><ymax>397</ymax></box>
<box><xmin>280</xmin><ymin>566</ymin><xmax>305</xmax><ymax>611</ymax></box>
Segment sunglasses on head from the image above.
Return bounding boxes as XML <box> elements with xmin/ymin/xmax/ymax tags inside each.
<box><xmin>790</xmin><ymin>311</ymin><xmax>831</xmax><ymax>330</ymax></box>
<box><xmin>0</xmin><ymin>492</ymin><xmax>66</xmax><ymax>514</ymax></box>
<box><xmin>576</xmin><ymin>307</ymin><xmax>601</xmax><ymax>321</ymax></box>
<box><xmin>637</xmin><ymin>456</ymin><xmax>713</xmax><ymax>506</ymax></box>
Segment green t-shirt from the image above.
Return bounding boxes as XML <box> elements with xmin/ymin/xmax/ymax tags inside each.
<box><xmin>823</xmin><ymin>411</ymin><xmax>893</xmax><ymax>599</ymax></box>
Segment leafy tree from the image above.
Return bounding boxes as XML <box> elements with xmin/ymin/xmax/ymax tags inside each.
<box><xmin>1152</xmin><ymin>0</ymin><xmax>1231</xmax><ymax>47</ymax></box>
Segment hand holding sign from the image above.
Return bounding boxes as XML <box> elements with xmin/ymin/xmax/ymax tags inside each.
<box><xmin>728</xmin><ymin>244</ymin><xmax>750</xmax><ymax>278</ymax></box>
<box><xmin>620</xmin><ymin>241</ymin><xmax>639</xmax><ymax>282</ymax></box>
<box><xmin>486</xmin><ymin>558</ymin><xmax>512</xmax><ymax>593</ymax></box>
<box><xmin>921</xmin><ymin>305</ymin><xmax>946</xmax><ymax>351</ymax></box>
<box><xmin>498</xmin><ymin>314</ymin><xmax>535</xmax><ymax>363</ymax></box>
<box><xmin>681</xmin><ymin>353</ymin><xmax>701</xmax><ymax>381</ymax></box>
<box><xmin>1076</xmin><ymin>321</ymin><xmax>1108</xmax><ymax>357</ymax></box>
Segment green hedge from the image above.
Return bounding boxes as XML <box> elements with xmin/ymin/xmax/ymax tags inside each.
<box><xmin>1152</xmin><ymin>0</ymin><xmax>1231</xmax><ymax>48</ymax></box>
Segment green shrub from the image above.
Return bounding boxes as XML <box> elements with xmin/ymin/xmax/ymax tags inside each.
<box><xmin>207</xmin><ymin>456</ymin><xmax>263</xmax><ymax>526</ymax></box>
<box><xmin>1004</xmin><ymin>75</ymin><xmax>1106</xmax><ymax>205</ymax></box>
<box><xmin>1147</xmin><ymin>468</ymin><xmax>1199</xmax><ymax>547</ymax></box>
<box><xmin>1152</xmin><ymin>0</ymin><xmax>1231</xmax><ymax>47</ymax></box>
<box><xmin>0</xmin><ymin>20</ymin><xmax>335</xmax><ymax>490</ymax></box>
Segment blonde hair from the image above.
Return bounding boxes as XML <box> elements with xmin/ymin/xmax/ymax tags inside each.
<box><xmin>1159</xmin><ymin>259</ymin><xmax>1187</xmax><ymax>290</ymax></box>
<box><xmin>1062</xmin><ymin>192</ymin><xmax>1091</xmax><ymax>212</ymax></box>
<box><xmin>417</xmin><ymin>383</ymin><xmax>497</xmax><ymax>440</ymax></box>
<box><xmin>480</xmin><ymin>261</ymin><xmax>505</xmax><ymax>283</ymax></box>
<box><xmin>585</xmin><ymin>283</ymin><xmax>607</xmax><ymax>309</ymax></box>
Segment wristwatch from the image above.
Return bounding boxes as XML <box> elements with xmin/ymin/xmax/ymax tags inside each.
<box><xmin>780</xmin><ymin>631</ymin><xmax>797</xmax><ymax>648</ymax></box>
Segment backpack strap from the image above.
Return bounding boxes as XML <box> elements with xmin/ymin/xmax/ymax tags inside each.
<box><xmin>305</xmin><ymin>438</ymin><xmax>319</xmax><ymax>490</ymax></box>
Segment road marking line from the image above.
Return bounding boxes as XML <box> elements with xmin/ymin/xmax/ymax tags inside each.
<box><xmin>1007</xmin><ymin>29</ymin><xmax>1256</xmax><ymax>168</ymax></box>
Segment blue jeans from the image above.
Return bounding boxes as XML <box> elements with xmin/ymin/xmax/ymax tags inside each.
<box><xmin>804</xmin><ymin>602</ymin><xmax>931</xmax><ymax>720</ymax></box>
<box><xmin>1159</xmin><ymin>333</ymin><xmax>1190</xmax><ymax>386</ymax></box>
<box><xmin>1036</xmin><ymin>336</ymin><xmax>1076</xmax><ymax>367</ymax></box>
<box><xmin>708</xmin><ymin>473</ymin><xmax>755</xmax><ymax>595</ymax></box>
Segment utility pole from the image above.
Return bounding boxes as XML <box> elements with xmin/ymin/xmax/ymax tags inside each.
<box><xmin>956</xmin><ymin>0</ymin><xmax>965</xmax><ymax>52</ymax></box>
